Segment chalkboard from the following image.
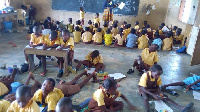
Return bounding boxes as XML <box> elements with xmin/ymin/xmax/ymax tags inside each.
<box><xmin>52</xmin><ymin>0</ymin><xmax>139</xmax><ymax>15</ymax></box>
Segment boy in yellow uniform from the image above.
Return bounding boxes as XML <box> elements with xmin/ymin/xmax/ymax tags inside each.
<box><xmin>56</xmin><ymin>97</ymin><xmax>77</xmax><ymax>112</ymax></box>
<box><xmin>56</xmin><ymin>30</ymin><xmax>74</xmax><ymax>77</ymax></box>
<box><xmin>94</xmin><ymin>13</ymin><xmax>100</xmax><ymax>27</ymax></box>
<box><xmin>7</xmin><ymin>86</ymin><xmax>40</xmax><ymax>112</ymax></box>
<box><xmin>111</xmin><ymin>23</ymin><xmax>119</xmax><ymax>37</ymax></box>
<box><xmin>135</xmin><ymin>21</ymin><xmax>140</xmax><ymax>31</ymax></box>
<box><xmin>138</xmin><ymin>30</ymin><xmax>149</xmax><ymax>49</ymax></box>
<box><xmin>127</xmin><ymin>44</ymin><xmax>159</xmax><ymax>75</ymax></box>
<box><xmin>162</xmin><ymin>32</ymin><xmax>173</xmax><ymax>50</ymax></box>
<box><xmin>123</xmin><ymin>24</ymin><xmax>131</xmax><ymax>39</ymax></box>
<box><xmin>42</xmin><ymin>30</ymin><xmax>60</xmax><ymax>77</ymax></box>
<box><xmin>93</xmin><ymin>23</ymin><xmax>99</xmax><ymax>34</ymax></box>
<box><xmin>114</xmin><ymin>28</ymin><xmax>125</xmax><ymax>47</ymax></box>
<box><xmin>73</xmin><ymin>26</ymin><xmax>81</xmax><ymax>43</ymax></box>
<box><xmin>158</xmin><ymin>26</ymin><xmax>163</xmax><ymax>35</ymax></box>
<box><xmin>88</xmin><ymin>20</ymin><xmax>93</xmax><ymax>33</ymax></box>
<box><xmin>80</xmin><ymin>7</ymin><xmax>86</xmax><ymax>25</ymax></box>
<box><xmin>82</xmin><ymin>27</ymin><xmax>93</xmax><ymax>44</ymax></box>
<box><xmin>76</xmin><ymin>20</ymin><xmax>83</xmax><ymax>33</ymax></box>
<box><xmin>66</xmin><ymin>18</ymin><xmax>74</xmax><ymax>33</ymax></box>
<box><xmin>33</xmin><ymin>78</ymin><xmax>64</xmax><ymax>112</ymax></box>
<box><xmin>138</xmin><ymin>64</ymin><xmax>194</xmax><ymax>112</ymax></box>
<box><xmin>104</xmin><ymin>28</ymin><xmax>113</xmax><ymax>45</ymax></box>
<box><xmin>93</xmin><ymin>28</ymin><xmax>103</xmax><ymax>45</ymax></box>
<box><xmin>88</xmin><ymin>78</ymin><xmax>137</xmax><ymax>111</ymax></box>
<box><xmin>102</xmin><ymin>22</ymin><xmax>108</xmax><ymax>36</ymax></box>
<box><xmin>0</xmin><ymin>99</ymin><xmax>11</xmax><ymax>112</ymax></box>
<box><xmin>174</xmin><ymin>28</ymin><xmax>184</xmax><ymax>44</ymax></box>
<box><xmin>172</xmin><ymin>26</ymin><xmax>178</xmax><ymax>36</ymax></box>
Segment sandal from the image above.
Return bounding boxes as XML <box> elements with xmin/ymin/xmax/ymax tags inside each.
<box><xmin>56</xmin><ymin>79</ymin><xmax>65</xmax><ymax>84</ymax></box>
<box><xmin>40</xmin><ymin>72</ymin><xmax>47</xmax><ymax>77</ymax></box>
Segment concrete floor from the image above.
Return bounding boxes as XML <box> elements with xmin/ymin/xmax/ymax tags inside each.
<box><xmin>0</xmin><ymin>32</ymin><xmax>200</xmax><ymax>112</ymax></box>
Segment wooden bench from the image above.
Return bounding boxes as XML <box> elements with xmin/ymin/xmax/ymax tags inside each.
<box><xmin>24</xmin><ymin>47</ymin><xmax>69</xmax><ymax>76</ymax></box>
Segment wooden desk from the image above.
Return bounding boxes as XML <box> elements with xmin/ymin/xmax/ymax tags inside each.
<box><xmin>24</xmin><ymin>47</ymin><xmax>69</xmax><ymax>76</ymax></box>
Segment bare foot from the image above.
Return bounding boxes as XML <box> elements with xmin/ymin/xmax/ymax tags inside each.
<box><xmin>28</xmin><ymin>72</ymin><xmax>34</xmax><ymax>80</ymax></box>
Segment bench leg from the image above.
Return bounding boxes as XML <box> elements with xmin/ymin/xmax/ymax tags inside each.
<box><xmin>28</xmin><ymin>54</ymin><xmax>34</xmax><ymax>72</ymax></box>
<box><xmin>64</xmin><ymin>53</ymin><xmax>69</xmax><ymax>76</ymax></box>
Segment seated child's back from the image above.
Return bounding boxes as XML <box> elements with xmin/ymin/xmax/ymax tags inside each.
<box><xmin>104</xmin><ymin>28</ymin><xmax>113</xmax><ymax>45</ymax></box>
<box><xmin>162</xmin><ymin>32</ymin><xmax>173</xmax><ymax>50</ymax></box>
<box><xmin>138</xmin><ymin>30</ymin><xmax>149</xmax><ymax>49</ymax></box>
<box><xmin>82</xmin><ymin>27</ymin><xmax>92</xmax><ymax>43</ymax></box>
<box><xmin>93</xmin><ymin>28</ymin><xmax>103</xmax><ymax>44</ymax></box>
<box><xmin>111</xmin><ymin>23</ymin><xmax>119</xmax><ymax>37</ymax></box>
<box><xmin>73</xmin><ymin>26</ymin><xmax>81</xmax><ymax>42</ymax></box>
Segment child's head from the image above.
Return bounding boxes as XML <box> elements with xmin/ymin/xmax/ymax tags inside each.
<box><xmin>125</xmin><ymin>24</ymin><xmax>129</xmax><ymax>29</ymax></box>
<box><xmin>102</xmin><ymin>77</ymin><xmax>117</xmax><ymax>95</ymax></box>
<box><xmin>56</xmin><ymin>97</ymin><xmax>73</xmax><ymax>112</ymax></box>
<box><xmin>80</xmin><ymin>7</ymin><xmax>83</xmax><ymax>11</ymax></box>
<box><xmin>88</xmin><ymin>20</ymin><xmax>92</xmax><ymax>25</ymax></box>
<box><xmin>103</xmin><ymin>22</ymin><xmax>108</xmax><ymax>27</ymax></box>
<box><xmin>42</xmin><ymin>78</ymin><xmax>55</xmax><ymax>94</ymax></box>
<box><xmin>95</xmin><ymin>13</ymin><xmax>99</xmax><ymax>17</ymax></box>
<box><xmin>91</xmin><ymin>50</ymin><xmax>99</xmax><ymax>58</ymax></box>
<box><xmin>16</xmin><ymin>85</ymin><xmax>32</xmax><ymax>108</ymax></box>
<box><xmin>94</xmin><ymin>23</ymin><xmax>99</xmax><ymax>28</ymax></box>
<box><xmin>135</xmin><ymin>21</ymin><xmax>139</xmax><ymax>25</ymax></box>
<box><xmin>49</xmin><ymin>30</ymin><xmax>58</xmax><ymax>41</ymax></box>
<box><xmin>76</xmin><ymin>20</ymin><xmax>81</xmax><ymax>25</ymax></box>
<box><xmin>43</xmin><ymin>24</ymin><xmax>50</xmax><ymax>29</ymax></box>
<box><xmin>106</xmin><ymin>28</ymin><xmax>111</xmax><ymax>34</ymax></box>
<box><xmin>176</xmin><ymin>28</ymin><xmax>182</xmax><ymax>35</ymax></box>
<box><xmin>56</xmin><ymin>21</ymin><xmax>60</xmax><ymax>25</ymax></box>
<box><xmin>75</xmin><ymin>26</ymin><xmax>80</xmax><ymax>31</ymax></box>
<box><xmin>128</xmin><ymin>24</ymin><xmax>131</xmax><ymax>28</ymax></box>
<box><xmin>161</xmin><ymin>23</ymin><xmax>165</xmax><ymax>27</ymax></box>
<box><xmin>21</xmin><ymin>5</ymin><xmax>27</xmax><ymax>10</ymax></box>
<box><xmin>131</xmin><ymin>28</ymin><xmax>136</xmax><ymax>34</ymax></box>
<box><xmin>154</xmin><ymin>31</ymin><xmax>159</xmax><ymax>38</ymax></box>
<box><xmin>144</xmin><ymin>21</ymin><xmax>147</xmax><ymax>25</ymax></box>
<box><xmin>149</xmin><ymin>44</ymin><xmax>159</xmax><ymax>52</ymax></box>
<box><xmin>141</xmin><ymin>29</ymin><xmax>147</xmax><ymax>35</ymax></box>
<box><xmin>146</xmin><ymin>24</ymin><xmax>151</xmax><ymax>28</ymax></box>
<box><xmin>123</xmin><ymin>21</ymin><xmax>127</xmax><ymax>25</ymax></box>
<box><xmin>85</xmin><ymin>27</ymin><xmax>90</xmax><ymax>31</ymax></box>
<box><xmin>33</xmin><ymin>26</ymin><xmax>42</xmax><ymax>37</ymax></box>
<box><xmin>97</xmin><ymin>28</ymin><xmax>102</xmax><ymax>32</ymax></box>
<box><xmin>173</xmin><ymin>26</ymin><xmax>178</xmax><ymax>31</ymax></box>
<box><xmin>47</xmin><ymin>17</ymin><xmax>51</xmax><ymax>21</ymax></box>
<box><xmin>62</xmin><ymin>29</ymin><xmax>70</xmax><ymax>40</ymax></box>
<box><xmin>68</xmin><ymin>18</ymin><xmax>72</xmax><ymax>23</ymax></box>
<box><xmin>113</xmin><ymin>23</ymin><xmax>118</xmax><ymax>28</ymax></box>
<box><xmin>158</xmin><ymin>25</ymin><xmax>162</xmax><ymax>30</ymax></box>
<box><xmin>119</xmin><ymin>28</ymin><xmax>123</xmax><ymax>33</ymax></box>
<box><xmin>150</xmin><ymin>64</ymin><xmax>163</xmax><ymax>79</ymax></box>
<box><xmin>165</xmin><ymin>31</ymin><xmax>172</xmax><ymax>38</ymax></box>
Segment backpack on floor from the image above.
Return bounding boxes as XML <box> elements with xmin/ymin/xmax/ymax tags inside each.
<box><xmin>21</xmin><ymin>63</ymin><xmax>29</xmax><ymax>73</ymax></box>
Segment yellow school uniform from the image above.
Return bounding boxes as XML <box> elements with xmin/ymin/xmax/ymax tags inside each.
<box><xmin>82</xmin><ymin>31</ymin><xmax>92</xmax><ymax>42</ymax></box>
<box><xmin>89</xmin><ymin>25</ymin><xmax>93</xmax><ymax>31</ymax></box>
<box><xmin>93</xmin><ymin>28</ymin><xmax>98</xmax><ymax>34</ymax></box>
<box><xmin>57</xmin><ymin>31</ymin><xmax>61</xmax><ymax>37</ymax></box>
<box><xmin>104</xmin><ymin>34</ymin><xmax>113</xmax><ymax>45</ymax></box>
<box><xmin>7</xmin><ymin>99</ymin><xmax>40</xmax><ymax>112</ymax></box>
<box><xmin>60</xmin><ymin>37</ymin><xmax>74</xmax><ymax>50</ymax></box>
<box><xmin>115</xmin><ymin>34</ymin><xmax>125</xmax><ymax>46</ymax></box>
<box><xmin>33</xmin><ymin>88</ymin><xmax>64</xmax><ymax>111</ymax></box>
<box><xmin>123</xmin><ymin>28</ymin><xmax>131</xmax><ymax>39</ymax></box>
<box><xmin>67</xmin><ymin>24</ymin><xmax>74</xmax><ymax>33</ymax></box>
<box><xmin>92</xmin><ymin>89</ymin><xmax>121</xmax><ymax>106</ymax></box>
<box><xmin>76</xmin><ymin>25</ymin><xmax>83</xmax><ymax>31</ymax></box>
<box><xmin>111</xmin><ymin>28</ymin><xmax>119</xmax><ymax>37</ymax></box>
<box><xmin>85</xmin><ymin>52</ymin><xmax>103</xmax><ymax>65</ymax></box>
<box><xmin>174</xmin><ymin>34</ymin><xmax>184</xmax><ymax>41</ymax></box>
<box><xmin>94</xmin><ymin>17</ymin><xmax>100</xmax><ymax>24</ymax></box>
<box><xmin>138</xmin><ymin>35</ymin><xmax>149</xmax><ymax>49</ymax></box>
<box><xmin>102</xmin><ymin>27</ymin><xmax>108</xmax><ymax>36</ymax></box>
<box><xmin>80</xmin><ymin>11</ymin><xmax>85</xmax><ymax>19</ymax></box>
<box><xmin>138</xmin><ymin>71</ymin><xmax>162</xmax><ymax>87</ymax></box>
<box><xmin>93</xmin><ymin>32</ymin><xmax>103</xmax><ymax>43</ymax></box>
<box><xmin>141</xmin><ymin>48</ymin><xmax>159</xmax><ymax>66</ymax></box>
<box><xmin>30</xmin><ymin>34</ymin><xmax>44</xmax><ymax>45</ymax></box>
<box><xmin>135</xmin><ymin>25</ymin><xmax>140</xmax><ymax>30</ymax></box>
<box><xmin>44</xmin><ymin>36</ymin><xmax>60</xmax><ymax>46</ymax></box>
<box><xmin>0</xmin><ymin>99</ymin><xmax>10</xmax><ymax>112</ymax></box>
<box><xmin>73</xmin><ymin>31</ymin><xmax>81</xmax><ymax>42</ymax></box>
<box><xmin>0</xmin><ymin>82</ymin><xmax>9</xmax><ymax>97</ymax></box>
<box><xmin>162</xmin><ymin>37</ymin><xmax>173</xmax><ymax>50</ymax></box>
<box><xmin>159</xmin><ymin>30</ymin><xmax>163</xmax><ymax>35</ymax></box>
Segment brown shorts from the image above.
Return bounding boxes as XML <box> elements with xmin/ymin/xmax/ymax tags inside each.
<box><xmin>56</xmin><ymin>84</ymin><xmax>80</xmax><ymax>96</ymax></box>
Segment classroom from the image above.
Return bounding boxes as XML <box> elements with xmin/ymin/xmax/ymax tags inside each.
<box><xmin>0</xmin><ymin>0</ymin><xmax>200</xmax><ymax>112</ymax></box>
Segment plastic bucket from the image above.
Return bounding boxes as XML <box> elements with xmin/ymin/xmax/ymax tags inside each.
<box><xmin>11</xmin><ymin>82</ymin><xmax>22</xmax><ymax>93</ymax></box>
<box><xmin>26</xmin><ymin>17</ymin><xmax>29</xmax><ymax>25</ymax></box>
<box><xmin>3</xmin><ymin>21</ymin><xmax>13</xmax><ymax>30</ymax></box>
<box><xmin>7</xmin><ymin>67</ymin><xmax>13</xmax><ymax>74</ymax></box>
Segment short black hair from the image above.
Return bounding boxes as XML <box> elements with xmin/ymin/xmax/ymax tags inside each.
<box><xmin>85</xmin><ymin>27</ymin><xmax>90</xmax><ymax>31</ymax></box>
<box><xmin>144</xmin><ymin>21</ymin><xmax>147</xmax><ymax>24</ymax></box>
<box><xmin>135</xmin><ymin>21</ymin><xmax>139</xmax><ymax>25</ymax></box>
<box><xmin>57</xmin><ymin>97</ymin><xmax>72</xmax><ymax>109</ymax></box>
<box><xmin>50</xmin><ymin>30</ymin><xmax>58</xmax><ymax>38</ymax></box>
<box><xmin>43</xmin><ymin>24</ymin><xmax>49</xmax><ymax>29</ymax></box>
<box><xmin>177</xmin><ymin>28</ymin><xmax>182</xmax><ymax>32</ymax></box>
<box><xmin>125</xmin><ymin>24</ymin><xmax>129</xmax><ymax>29</ymax></box>
<box><xmin>154</xmin><ymin>31</ymin><xmax>159</xmax><ymax>38</ymax></box>
<box><xmin>51</xmin><ymin>25</ymin><xmax>57</xmax><ymax>31</ymax></box>
<box><xmin>146</xmin><ymin>24</ymin><xmax>150</xmax><ymax>28</ymax></box>
<box><xmin>131</xmin><ymin>28</ymin><xmax>136</xmax><ymax>34</ymax></box>
<box><xmin>102</xmin><ymin>77</ymin><xmax>117</xmax><ymax>90</ymax></box>
<box><xmin>62</xmin><ymin>29</ymin><xmax>70</xmax><ymax>36</ymax></box>
<box><xmin>119</xmin><ymin>28</ymin><xmax>123</xmax><ymax>33</ymax></box>
<box><xmin>96</xmin><ymin>13</ymin><xmax>99</xmax><ymax>16</ymax></box>
<box><xmin>103</xmin><ymin>22</ymin><xmax>108</xmax><ymax>27</ymax></box>
<box><xmin>150</xmin><ymin>64</ymin><xmax>163</xmax><ymax>73</ymax></box>
<box><xmin>123</xmin><ymin>21</ymin><xmax>127</xmax><ymax>24</ymax></box>
<box><xmin>45</xmin><ymin>78</ymin><xmax>56</xmax><ymax>87</ymax></box>
<box><xmin>75</xmin><ymin>26</ymin><xmax>80</xmax><ymax>31</ymax></box>
<box><xmin>165</xmin><ymin>32</ymin><xmax>172</xmax><ymax>38</ymax></box>
<box><xmin>88</xmin><ymin>20</ymin><xmax>92</xmax><ymax>24</ymax></box>
<box><xmin>47</xmin><ymin>17</ymin><xmax>51</xmax><ymax>20</ymax></box>
<box><xmin>97</xmin><ymin>28</ymin><xmax>102</xmax><ymax>32</ymax></box>
<box><xmin>33</xmin><ymin>26</ymin><xmax>41</xmax><ymax>33</ymax></box>
<box><xmin>68</xmin><ymin>18</ymin><xmax>72</xmax><ymax>22</ymax></box>
<box><xmin>159</xmin><ymin>26</ymin><xmax>163</xmax><ymax>30</ymax></box>
<box><xmin>16</xmin><ymin>85</ymin><xmax>31</xmax><ymax>97</ymax></box>
<box><xmin>128</xmin><ymin>24</ymin><xmax>131</xmax><ymax>28</ymax></box>
<box><xmin>141</xmin><ymin>30</ymin><xmax>146</xmax><ymax>35</ymax></box>
<box><xmin>173</xmin><ymin>26</ymin><xmax>178</xmax><ymax>30</ymax></box>
<box><xmin>92</xmin><ymin>50</ymin><xmax>99</xmax><ymax>58</ymax></box>
<box><xmin>94</xmin><ymin>23</ymin><xmax>98</xmax><ymax>28</ymax></box>
<box><xmin>76</xmin><ymin>20</ymin><xmax>81</xmax><ymax>25</ymax></box>
<box><xmin>161</xmin><ymin>23</ymin><xmax>165</xmax><ymax>26</ymax></box>
<box><xmin>113</xmin><ymin>23</ymin><xmax>118</xmax><ymax>28</ymax></box>
<box><xmin>106</xmin><ymin>28</ymin><xmax>111</xmax><ymax>34</ymax></box>
<box><xmin>21</xmin><ymin>5</ymin><xmax>27</xmax><ymax>10</ymax></box>
<box><xmin>56</xmin><ymin>21</ymin><xmax>60</xmax><ymax>24</ymax></box>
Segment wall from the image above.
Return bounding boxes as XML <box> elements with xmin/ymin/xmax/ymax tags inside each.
<box><xmin>13</xmin><ymin>0</ymin><xmax>170</xmax><ymax>29</ymax></box>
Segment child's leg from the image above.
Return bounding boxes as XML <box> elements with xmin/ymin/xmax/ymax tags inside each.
<box><xmin>76</xmin><ymin>60</ymin><xmax>90</xmax><ymax>71</ymax></box>
<box><xmin>68</xmin><ymin>50</ymin><xmax>74</xmax><ymax>65</ymax></box>
<box><xmin>94</xmin><ymin>63</ymin><xmax>105</xmax><ymax>72</ymax></box>
<box><xmin>111</xmin><ymin>101</ymin><xmax>124</xmax><ymax>111</ymax></box>
<box><xmin>1</xmin><ymin>68</ymin><xmax>17</xmax><ymax>89</ymax></box>
<box><xmin>41</xmin><ymin>56</ymin><xmax>47</xmax><ymax>74</ymax></box>
<box><xmin>63</xmin><ymin>71</ymin><xmax>87</xmax><ymax>85</ymax></box>
<box><xmin>133</xmin><ymin>59</ymin><xmax>143</xmax><ymax>72</ymax></box>
<box><xmin>24</xmin><ymin>48</ymin><xmax>28</xmax><ymax>63</ymax></box>
<box><xmin>141</xmin><ymin>92</ymin><xmax>150</xmax><ymax>111</ymax></box>
<box><xmin>77</xmin><ymin>73</ymin><xmax>97</xmax><ymax>88</ymax></box>
<box><xmin>162</xmin><ymin>82</ymin><xmax>185</xmax><ymax>90</ymax></box>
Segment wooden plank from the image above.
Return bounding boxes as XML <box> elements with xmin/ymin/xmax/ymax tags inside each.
<box><xmin>190</xmin><ymin>29</ymin><xmax>200</xmax><ymax>65</ymax></box>
<box><xmin>0</xmin><ymin>12</ymin><xmax>17</xmax><ymax>18</ymax></box>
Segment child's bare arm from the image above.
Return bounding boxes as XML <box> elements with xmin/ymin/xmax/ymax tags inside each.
<box><xmin>187</xmin><ymin>79</ymin><xmax>200</xmax><ymax>89</ymax></box>
<box><xmin>141</xmin><ymin>87</ymin><xmax>161</xmax><ymax>100</ymax></box>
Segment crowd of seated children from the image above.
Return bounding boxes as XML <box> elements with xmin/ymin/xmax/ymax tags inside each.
<box><xmin>114</xmin><ymin>28</ymin><xmax>125</xmax><ymax>47</ymax></box>
<box><xmin>82</xmin><ymin>27</ymin><xmax>93</xmax><ymax>44</ymax></box>
<box><xmin>73</xmin><ymin>26</ymin><xmax>81</xmax><ymax>43</ymax></box>
<box><xmin>93</xmin><ymin>28</ymin><xmax>103</xmax><ymax>45</ymax></box>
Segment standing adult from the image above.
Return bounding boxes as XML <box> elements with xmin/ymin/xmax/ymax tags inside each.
<box><xmin>102</xmin><ymin>0</ymin><xmax>120</xmax><ymax>22</ymax></box>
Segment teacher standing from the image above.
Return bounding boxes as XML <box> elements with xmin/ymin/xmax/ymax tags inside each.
<box><xmin>103</xmin><ymin>0</ymin><xmax>120</xmax><ymax>22</ymax></box>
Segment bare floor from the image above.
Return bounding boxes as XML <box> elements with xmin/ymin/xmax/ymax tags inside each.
<box><xmin>0</xmin><ymin>32</ymin><xmax>200</xmax><ymax>112</ymax></box>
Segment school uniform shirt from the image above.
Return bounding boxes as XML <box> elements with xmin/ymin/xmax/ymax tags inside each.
<box><xmin>60</xmin><ymin>37</ymin><xmax>74</xmax><ymax>50</ymax></box>
<box><xmin>73</xmin><ymin>31</ymin><xmax>81</xmax><ymax>42</ymax></box>
<box><xmin>162</xmin><ymin>37</ymin><xmax>173</xmax><ymax>50</ymax></box>
<box><xmin>94</xmin><ymin>17</ymin><xmax>100</xmax><ymax>24</ymax></box>
<box><xmin>89</xmin><ymin>25</ymin><xmax>93</xmax><ymax>31</ymax></box>
<box><xmin>93</xmin><ymin>32</ymin><xmax>103</xmax><ymax>43</ymax></box>
<box><xmin>42</xmin><ymin>29</ymin><xmax>51</xmax><ymax>36</ymax></box>
<box><xmin>115</xmin><ymin>34</ymin><xmax>125</xmax><ymax>46</ymax></box>
<box><xmin>126</xmin><ymin>33</ymin><xmax>138</xmax><ymax>48</ymax></box>
<box><xmin>33</xmin><ymin>88</ymin><xmax>64</xmax><ymax>111</ymax></box>
<box><xmin>44</xmin><ymin>36</ymin><xmax>60</xmax><ymax>46</ymax></box>
<box><xmin>85</xmin><ymin>52</ymin><xmax>103</xmax><ymax>65</ymax></box>
<box><xmin>16</xmin><ymin>9</ymin><xmax>26</xmax><ymax>20</ymax></box>
<box><xmin>123</xmin><ymin>28</ymin><xmax>131</xmax><ymax>39</ymax></box>
<box><xmin>82</xmin><ymin>31</ymin><xmax>92</xmax><ymax>42</ymax></box>
<box><xmin>135</xmin><ymin>25</ymin><xmax>140</xmax><ymax>30</ymax></box>
<box><xmin>0</xmin><ymin>82</ymin><xmax>9</xmax><ymax>97</ymax></box>
<box><xmin>159</xmin><ymin>30</ymin><xmax>163</xmax><ymax>35</ymax></box>
<box><xmin>174</xmin><ymin>34</ymin><xmax>184</xmax><ymax>41</ymax></box>
<box><xmin>141</xmin><ymin>48</ymin><xmax>159</xmax><ymax>66</ymax></box>
<box><xmin>138</xmin><ymin>71</ymin><xmax>162</xmax><ymax>87</ymax></box>
<box><xmin>93</xmin><ymin>28</ymin><xmax>98</xmax><ymax>34</ymax></box>
<box><xmin>0</xmin><ymin>99</ymin><xmax>10</xmax><ymax>112</ymax></box>
<box><xmin>67</xmin><ymin>24</ymin><xmax>74</xmax><ymax>33</ymax></box>
<box><xmin>102</xmin><ymin>27</ymin><xmax>108</xmax><ymax>36</ymax></box>
<box><xmin>152</xmin><ymin>38</ymin><xmax>163</xmax><ymax>50</ymax></box>
<box><xmin>111</xmin><ymin>28</ymin><xmax>119</xmax><ymax>37</ymax></box>
<box><xmin>92</xmin><ymin>89</ymin><xmax>121</xmax><ymax>106</ymax></box>
<box><xmin>30</xmin><ymin>34</ymin><xmax>44</xmax><ymax>45</ymax></box>
<box><xmin>80</xmin><ymin>11</ymin><xmax>85</xmax><ymax>19</ymax></box>
<box><xmin>138</xmin><ymin>35</ymin><xmax>149</xmax><ymax>49</ymax></box>
<box><xmin>104</xmin><ymin>34</ymin><xmax>113</xmax><ymax>45</ymax></box>
<box><xmin>7</xmin><ymin>99</ymin><xmax>40</xmax><ymax>112</ymax></box>
<box><xmin>76</xmin><ymin>25</ymin><xmax>83</xmax><ymax>31</ymax></box>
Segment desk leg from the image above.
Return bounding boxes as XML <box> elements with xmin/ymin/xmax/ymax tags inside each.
<box><xmin>28</xmin><ymin>54</ymin><xmax>34</xmax><ymax>72</ymax></box>
<box><xmin>64</xmin><ymin>53</ymin><xmax>69</xmax><ymax>76</ymax></box>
